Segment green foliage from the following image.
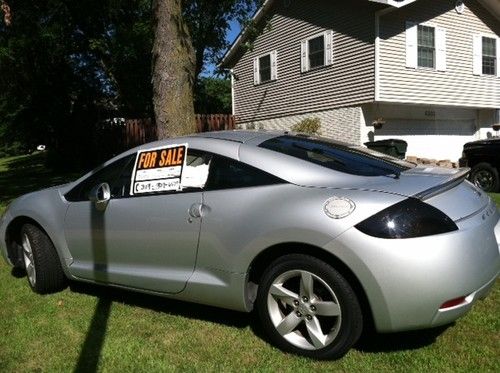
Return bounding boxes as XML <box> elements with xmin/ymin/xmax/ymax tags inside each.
<box><xmin>0</xmin><ymin>1</ymin><xmax>258</xmax><ymax>169</ymax></box>
<box><xmin>194</xmin><ymin>77</ymin><xmax>232</xmax><ymax>114</ymax></box>
<box><xmin>292</xmin><ymin>117</ymin><xmax>322</xmax><ymax>135</ymax></box>
<box><xmin>182</xmin><ymin>0</ymin><xmax>260</xmax><ymax>76</ymax></box>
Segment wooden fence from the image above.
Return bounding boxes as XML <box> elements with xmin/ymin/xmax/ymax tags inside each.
<box><xmin>122</xmin><ymin>114</ymin><xmax>235</xmax><ymax>149</ymax></box>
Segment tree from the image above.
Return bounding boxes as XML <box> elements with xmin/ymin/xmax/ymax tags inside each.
<box><xmin>152</xmin><ymin>0</ymin><xmax>197</xmax><ymax>139</ymax></box>
<box><xmin>194</xmin><ymin>77</ymin><xmax>231</xmax><ymax>114</ymax></box>
<box><xmin>153</xmin><ymin>0</ymin><xmax>258</xmax><ymax>138</ymax></box>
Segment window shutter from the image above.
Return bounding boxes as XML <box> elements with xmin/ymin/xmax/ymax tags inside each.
<box><xmin>436</xmin><ymin>27</ymin><xmax>447</xmax><ymax>71</ymax></box>
<box><xmin>300</xmin><ymin>40</ymin><xmax>308</xmax><ymax>72</ymax></box>
<box><xmin>271</xmin><ymin>50</ymin><xmax>278</xmax><ymax>80</ymax></box>
<box><xmin>497</xmin><ymin>38</ymin><xmax>500</xmax><ymax>78</ymax></box>
<box><xmin>406</xmin><ymin>21</ymin><xmax>418</xmax><ymax>68</ymax></box>
<box><xmin>472</xmin><ymin>34</ymin><xmax>482</xmax><ymax>76</ymax></box>
<box><xmin>253</xmin><ymin>57</ymin><xmax>260</xmax><ymax>85</ymax></box>
<box><xmin>325</xmin><ymin>30</ymin><xmax>333</xmax><ymax>66</ymax></box>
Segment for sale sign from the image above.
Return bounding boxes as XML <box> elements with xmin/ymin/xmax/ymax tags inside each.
<box><xmin>130</xmin><ymin>144</ymin><xmax>187</xmax><ymax>195</ymax></box>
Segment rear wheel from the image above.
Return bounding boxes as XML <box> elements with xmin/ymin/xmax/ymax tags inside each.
<box><xmin>20</xmin><ymin>224</ymin><xmax>66</xmax><ymax>294</ymax></box>
<box><xmin>470</xmin><ymin>162</ymin><xmax>499</xmax><ymax>192</ymax></box>
<box><xmin>256</xmin><ymin>254</ymin><xmax>362</xmax><ymax>359</ymax></box>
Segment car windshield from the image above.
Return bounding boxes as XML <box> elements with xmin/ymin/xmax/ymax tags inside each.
<box><xmin>259</xmin><ymin>135</ymin><xmax>414</xmax><ymax>177</ymax></box>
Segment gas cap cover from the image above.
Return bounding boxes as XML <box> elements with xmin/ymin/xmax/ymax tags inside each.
<box><xmin>324</xmin><ymin>197</ymin><xmax>356</xmax><ymax>219</ymax></box>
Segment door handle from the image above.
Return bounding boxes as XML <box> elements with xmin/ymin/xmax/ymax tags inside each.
<box><xmin>188</xmin><ymin>203</ymin><xmax>204</xmax><ymax>219</ymax></box>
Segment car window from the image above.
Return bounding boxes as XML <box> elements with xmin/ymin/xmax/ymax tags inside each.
<box><xmin>65</xmin><ymin>155</ymin><xmax>136</xmax><ymax>202</ymax></box>
<box><xmin>205</xmin><ymin>155</ymin><xmax>285</xmax><ymax>190</ymax></box>
<box><xmin>259</xmin><ymin>135</ymin><xmax>413</xmax><ymax>177</ymax></box>
<box><xmin>181</xmin><ymin>150</ymin><xmax>212</xmax><ymax>190</ymax></box>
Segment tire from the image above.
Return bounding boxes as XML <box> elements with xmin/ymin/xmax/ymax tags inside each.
<box><xmin>256</xmin><ymin>254</ymin><xmax>362</xmax><ymax>360</ymax></box>
<box><xmin>20</xmin><ymin>224</ymin><xmax>66</xmax><ymax>294</ymax></box>
<box><xmin>470</xmin><ymin>162</ymin><xmax>499</xmax><ymax>193</ymax></box>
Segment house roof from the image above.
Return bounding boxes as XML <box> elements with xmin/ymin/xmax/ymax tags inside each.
<box><xmin>220</xmin><ymin>0</ymin><xmax>500</xmax><ymax>68</ymax></box>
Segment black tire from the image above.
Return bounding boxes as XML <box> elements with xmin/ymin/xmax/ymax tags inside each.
<box><xmin>20</xmin><ymin>224</ymin><xmax>66</xmax><ymax>294</ymax></box>
<box><xmin>470</xmin><ymin>162</ymin><xmax>499</xmax><ymax>192</ymax></box>
<box><xmin>256</xmin><ymin>254</ymin><xmax>362</xmax><ymax>360</ymax></box>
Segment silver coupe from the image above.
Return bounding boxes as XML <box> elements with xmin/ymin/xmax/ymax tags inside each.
<box><xmin>1</xmin><ymin>131</ymin><xmax>499</xmax><ymax>359</ymax></box>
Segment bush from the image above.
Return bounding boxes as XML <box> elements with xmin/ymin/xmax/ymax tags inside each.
<box><xmin>0</xmin><ymin>142</ymin><xmax>27</xmax><ymax>158</ymax></box>
<box><xmin>291</xmin><ymin>117</ymin><xmax>321</xmax><ymax>135</ymax></box>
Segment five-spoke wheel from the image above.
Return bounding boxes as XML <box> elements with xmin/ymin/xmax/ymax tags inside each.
<box><xmin>257</xmin><ymin>254</ymin><xmax>362</xmax><ymax>359</ymax></box>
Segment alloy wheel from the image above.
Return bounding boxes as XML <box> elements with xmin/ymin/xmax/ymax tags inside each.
<box><xmin>267</xmin><ymin>270</ymin><xmax>342</xmax><ymax>350</ymax></box>
<box><xmin>22</xmin><ymin>233</ymin><xmax>36</xmax><ymax>287</ymax></box>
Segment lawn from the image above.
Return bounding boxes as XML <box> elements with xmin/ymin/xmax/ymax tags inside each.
<box><xmin>0</xmin><ymin>154</ymin><xmax>499</xmax><ymax>371</ymax></box>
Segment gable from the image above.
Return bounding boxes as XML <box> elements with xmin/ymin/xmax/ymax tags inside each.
<box><xmin>221</xmin><ymin>0</ymin><xmax>500</xmax><ymax>68</ymax></box>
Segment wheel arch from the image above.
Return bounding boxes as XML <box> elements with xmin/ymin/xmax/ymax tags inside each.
<box><xmin>6</xmin><ymin>216</ymin><xmax>54</xmax><ymax>267</ymax></box>
<box><xmin>247</xmin><ymin>242</ymin><xmax>375</xmax><ymax>330</ymax></box>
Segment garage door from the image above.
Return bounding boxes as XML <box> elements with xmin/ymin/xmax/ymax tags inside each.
<box><xmin>373</xmin><ymin>119</ymin><xmax>477</xmax><ymax>161</ymax></box>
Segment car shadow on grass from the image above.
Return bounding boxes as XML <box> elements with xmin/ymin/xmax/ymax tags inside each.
<box><xmin>355</xmin><ymin>324</ymin><xmax>452</xmax><ymax>353</ymax></box>
<box><xmin>67</xmin><ymin>280</ymin><xmax>450</xmax><ymax>355</ymax></box>
<box><xmin>68</xmin><ymin>281</ymin><xmax>251</xmax><ymax>329</ymax></box>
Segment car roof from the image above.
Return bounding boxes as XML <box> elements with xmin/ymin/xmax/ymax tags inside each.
<box><xmin>191</xmin><ymin>130</ymin><xmax>281</xmax><ymax>144</ymax></box>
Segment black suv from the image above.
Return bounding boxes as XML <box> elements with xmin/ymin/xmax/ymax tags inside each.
<box><xmin>459</xmin><ymin>138</ymin><xmax>500</xmax><ymax>192</ymax></box>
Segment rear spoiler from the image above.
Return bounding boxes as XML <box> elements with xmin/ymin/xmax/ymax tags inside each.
<box><xmin>413</xmin><ymin>168</ymin><xmax>471</xmax><ymax>201</ymax></box>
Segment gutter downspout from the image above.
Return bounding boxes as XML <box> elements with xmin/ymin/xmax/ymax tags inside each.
<box><xmin>230</xmin><ymin>69</ymin><xmax>236</xmax><ymax>116</ymax></box>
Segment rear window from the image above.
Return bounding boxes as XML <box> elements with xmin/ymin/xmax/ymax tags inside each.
<box><xmin>259</xmin><ymin>135</ymin><xmax>414</xmax><ymax>177</ymax></box>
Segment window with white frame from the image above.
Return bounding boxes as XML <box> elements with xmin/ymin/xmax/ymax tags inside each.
<box><xmin>253</xmin><ymin>51</ymin><xmax>277</xmax><ymax>85</ymax></box>
<box><xmin>417</xmin><ymin>25</ymin><xmax>435</xmax><ymax>68</ymax></box>
<box><xmin>473</xmin><ymin>35</ymin><xmax>499</xmax><ymax>77</ymax></box>
<box><xmin>406</xmin><ymin>21</ymin><xmax>446</xmax><ymax>71</ymax></box>
<box><xmin>482</xmin><ymin>37</ymin><xmax>497</xmax><ymax>75</ymax></box>
<box><xmin>300</xmin><ymin>31</ymin><xmax>333</xmax><ymax>72</ymax></box>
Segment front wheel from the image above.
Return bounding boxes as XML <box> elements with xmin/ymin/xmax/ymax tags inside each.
<box><xmin>256</xmin><ymin>254</ymin><xmax>362</xmax><ymax>359</ymax></box>
<box><xmin>470</xmin><ymin>162</ymin><xmax>499</xmax><ymax>192</ymax></box>
<box><xmin>20</xmin><ymin>224</ymin><xmax>66</xmax><ymax>294</ymax></box>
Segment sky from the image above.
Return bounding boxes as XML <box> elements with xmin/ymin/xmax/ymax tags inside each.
<box><xmin>203</xmin><ymin>20</ymin><xmax>241</xmax><ymax>77</ymax></box>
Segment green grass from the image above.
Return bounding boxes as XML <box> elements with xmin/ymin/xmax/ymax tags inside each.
<box><xmin>0</xmin><ymin>155</ymin><xmax>499</xmax><ymax>371</ymax></box>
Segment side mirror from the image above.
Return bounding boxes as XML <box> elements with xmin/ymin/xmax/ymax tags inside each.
<box><xmin>89</xmin><ymin>183</ymin><xmax>111</xmax><ymax>211</ymax></box>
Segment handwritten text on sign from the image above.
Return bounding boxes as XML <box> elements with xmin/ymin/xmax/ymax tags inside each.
<box><xmin>131</xmin><ymin>144</ymin><xmax>187</xmax><ymax>195</ymax></box>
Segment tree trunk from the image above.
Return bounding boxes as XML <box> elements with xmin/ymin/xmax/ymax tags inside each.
<box><xmin>152</xmin><ymin>0</ymin><xmax>196</xmax><ymax>139</ymax></box>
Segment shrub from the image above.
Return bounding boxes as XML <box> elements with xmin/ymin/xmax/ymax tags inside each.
<box><xmin>291</xmin><ymin>117</ymin><xmax>321</xmax><ymax>135</ymax></box>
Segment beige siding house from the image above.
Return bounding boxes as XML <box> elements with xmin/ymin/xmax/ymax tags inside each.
<box><xmin>221</xmin><ymin>0</ymin><xmax>500</xmax><ymax>161</ymax></box>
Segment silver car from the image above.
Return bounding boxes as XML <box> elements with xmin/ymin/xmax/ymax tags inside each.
<box><xmin>1</xmin><ymin>131</ymin><xmax>499</xmax><ymax>359</ymax></box>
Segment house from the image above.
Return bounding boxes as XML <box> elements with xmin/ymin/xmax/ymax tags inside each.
<box><xmin>220</xmin><ymin>0</ymin><xmax>500</xmax><ymax>161</ymax></box>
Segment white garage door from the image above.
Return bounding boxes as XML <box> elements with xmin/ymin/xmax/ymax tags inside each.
<box><xmin>373</xmin><ymin>119</ymin><xmax>477</xmax><ymax>161</ymax></box>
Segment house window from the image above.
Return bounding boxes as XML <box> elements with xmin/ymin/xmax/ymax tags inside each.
<box><xmin>473</xmin><ymin>35</ymin><xmax>499</xmax><ymax>77</ymax></box>
<box><xmin>300</xmin><ymin>31</ymin><xmax>333</xmax><ymax>72</ymax></box>
<box><xmin>308</xmin><ymin>35</ymin><xmax>325</xmax><ymax>69</ymax></box>
<box><xmin>417</xmin><ymin>25</ymin><xmax>435</xmax><ymax>68</ymax></box>
<box><xmin>406</xmin><ymin>22</ymin><xmax>446</xmax><ymax>71</ymax></box>
<box><xmin>259</xmin><ymin>54</ymin><xmax>272</xmax><ymax>82</ymax></box>
<box><xmin>482</xmin><ymin>36</ymin><xmax>497</xmax><ymax>75</ymax></box>
<box><xmin>253</xmin><ymin>51</ymin><xmax>277</xmax><ymax>85</ymax></box>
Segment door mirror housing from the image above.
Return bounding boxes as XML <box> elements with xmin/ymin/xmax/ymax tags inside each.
<box><xmin>89</xmin><ymin>183</ymin><xmax>111</xmax><ymax>211</ymax></box>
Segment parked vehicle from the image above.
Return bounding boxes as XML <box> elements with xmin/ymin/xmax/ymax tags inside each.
<box><xmin>1</xmin><ymin>131</ymin><xmax>499</xmax><ymax>359</ymax></box>
<box><xmin>459</xmin><ymin>138</ymin><xmax>500</xmax><ymax>192</ymax></box>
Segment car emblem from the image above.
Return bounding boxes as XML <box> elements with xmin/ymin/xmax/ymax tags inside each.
<box><xmin>323</xmin><ymin>197</ymin><xmax>356</xmax><ymax>219</ymax></box>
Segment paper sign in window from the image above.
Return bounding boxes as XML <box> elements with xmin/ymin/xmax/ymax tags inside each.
<box><xmin>130</xmin><ymin>144</ymin><xmax>187</xmax><ymax>195</ymax></box>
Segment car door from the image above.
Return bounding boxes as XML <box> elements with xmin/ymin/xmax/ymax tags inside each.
<box><xmin>64</xmin><ymin>149</ymin><xmax>211</xmax><ymax>294</ymax></box>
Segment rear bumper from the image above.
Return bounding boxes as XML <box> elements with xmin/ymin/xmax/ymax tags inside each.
<box><xmin>326</xmin><ymin>202</ymin><xmax>500</xmax><ymax>333</ymax></box>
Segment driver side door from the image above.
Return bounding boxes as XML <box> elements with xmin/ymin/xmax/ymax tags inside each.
<box><xmin>63</xmin><ymin>151</ymin><xmax>207</xmax><ymax>294</ymax></box>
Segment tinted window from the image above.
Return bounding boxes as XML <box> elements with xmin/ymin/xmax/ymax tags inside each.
<box><xmin>206</xmin><ymin>155</ymin><xmax>284</xmax><ymax>190</ymax></box>
<box><xmin>259</xmin><ymin>135</ymin><xmax>413</xmax><ymax>177</ymax></box>
<box><xmin>65</xmin><ymin>155</ymin><xmax>136</xmax><ymax>202</ymax></box>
